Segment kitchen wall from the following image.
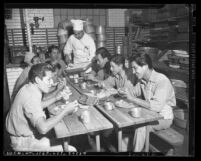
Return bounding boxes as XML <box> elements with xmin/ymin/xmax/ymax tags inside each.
<box><xmin>5</xmin><ymin>8</ymin><xmax>126</xmax><ymax>29</ymax></box>
<box><xmin>5</xmin><ymin>9</ymin><xmax>54</xmax><ymax>29</ymax></box>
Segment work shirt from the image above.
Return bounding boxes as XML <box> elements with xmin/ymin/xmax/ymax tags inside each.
<box><xmin>133</xmin><ymin>70</ymin><xmax>176</xmax><ymax>120</ymax></box>
<box><xmin>102</xmin><ymin>69</ymin><xmax>138</xmax><ymax>90</ymax></box>
<box><xmin>6</xmin><ymin>83</ymin><xmax>46</xmax><ymax>137</ymax></box>
<box><xmin>11</xmin><ymin>66</ymin><xmax>31</xmax><ymax>102</ymax></box>
<box><xmin>63</xmin><ymin>33</ymin><xmax>96</xmax><ymax>64</ymax></box>
<box><xmin>95</xmin><ymin>61</ymin><xmax>111</xmax><ymax>81</ymax></box>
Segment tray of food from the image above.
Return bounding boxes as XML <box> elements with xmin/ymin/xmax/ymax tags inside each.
<box><xmin>78</xmin><ymin>94</ymin><xmax>99</xmax><ymax>106</ymax></box>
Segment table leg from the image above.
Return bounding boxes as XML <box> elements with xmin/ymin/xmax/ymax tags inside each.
<box><xmin>118</xmin><ymin>130</ymin><xmax>122</xmax><ymax>152</ymax></box>
<box><xmin>63</xmin><ymin>138</ymin><xmax>70</xmax><ymax>152</ymax></box>
<box><xmin>145</xmin><ymin>125</ymin><xmax>150</xmax><ymax>152</ymax></box>
<box><xmin>95</xmin><ymin>134</ymin><xmax>100</xmax><ymax>152</ymax></box>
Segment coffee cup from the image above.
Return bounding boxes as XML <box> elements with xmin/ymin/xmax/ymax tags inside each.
<box><xmin>104</xmin><ymin>102</ymin><xmax>114</xmax><ymax>110</ymax></box>
<box><xmin>80</xmin><ymin>82</ymin><xmax>87</xmax><ymax>89</ymax></box>
<box><xmin>130</xmin><ymin>107</ymin><xmax>141</xmax><ymax>118</ymax></box>
<box><xmin>81</xmin><ymin>111</ymin><xmax>90</xmax><ymax>124</ymax></box>
<box><xmin>74</xmin><ymin>78</ymin><xmax>79</xmax><ymax>84</ymax></box>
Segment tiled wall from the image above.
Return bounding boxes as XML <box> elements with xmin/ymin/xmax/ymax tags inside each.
<box><xmin>53</xmin><ymin>9</ymin><xmax>107</xmax><ymax>27</ymax></box>
<box><xmin>5</xmin><ymin>9</ymin><xmax>54</xmax><ymax>29</ymax></box>
<box><xmin>108</xmin><ymin>9</ymin><xmax>127</xmax><ymax>27</ymax></box>
<box><xmin>5</xmin><ymin>8</ymin><xmax>126</xmax><ymax>29</ymax></box>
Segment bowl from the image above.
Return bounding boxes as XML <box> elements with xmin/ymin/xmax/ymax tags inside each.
<box><xmin>130</xmin><ymin>108</ymin><xmax>142</xmax><ymax>118</ymax></box>
<box><xmin>104</xmin><ymin>102</ymin><xmax>114</xmax><ymax>110</ymax></box>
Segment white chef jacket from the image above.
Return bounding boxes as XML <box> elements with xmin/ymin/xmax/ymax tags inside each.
<box><xmin>63</xmin><ymin>32</ymin><xmax>96</xmax><ymax>64</ymax></box>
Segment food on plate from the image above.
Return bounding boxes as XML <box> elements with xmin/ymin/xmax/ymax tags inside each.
<box><xmin>78</xmin><ymin>95</ymin><xmax>88</xmax><ymax>104</ymax></box>
<box><xmin>115</xmin><ymin>100</ymin><xmax>134</xmax><ymax>109</ymax></box>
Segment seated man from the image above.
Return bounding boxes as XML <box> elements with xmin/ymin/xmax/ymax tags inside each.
<box><xmin>46</xmin><ymin>45</ymin><xmax>66</xmax><ymax>77</ymax></box>
<box><xmin>85</xmin><ymin>47</ymin><xmax>111</xmax><ymax>81</ymax></box>
<box><xmin>6</xmin><ymin>63</ymin><xmax>78</xmax><ymax>152</ymax></box>
<box><xmin>11</xmin><ymin>52</ymin><xmax>41</xmax><ymax>102</ymax></box>
<box><xmin>122</xmin><ymin>53</ymin><xmax>176</xmax><ymax>152</ymax></box>
<box><xmin>98</xmin><ymin>54</ymin><xmax>138</xmax><ymax>90</ymax></box>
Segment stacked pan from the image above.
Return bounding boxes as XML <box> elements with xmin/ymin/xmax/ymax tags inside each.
<box><xmin>84</xmin><ymin>18</ymin><xmax>96</xmax><ymax>41</ymax></box>
<box><xmin>96</xmin><ymin>25</ymin><xmax>106</xmax><ymax>48</ymax></box>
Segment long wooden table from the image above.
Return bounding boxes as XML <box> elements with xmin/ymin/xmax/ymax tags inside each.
<box><xmin>68</xmin><ymin>78</ymin><xmax>164</xmax><ymax>152</ymax></box>
<box><xmin>47</xmin><ymin>78</ymin><xmax>113</xmax><ymax>152</ymax></box>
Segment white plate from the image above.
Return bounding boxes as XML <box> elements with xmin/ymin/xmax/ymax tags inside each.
<box><xmin>115</xmin><ymin>100</ymin><xmax>134</xmax><ymax>109</ymax></box>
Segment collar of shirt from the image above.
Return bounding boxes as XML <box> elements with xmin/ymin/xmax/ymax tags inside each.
<box><xmin>114</xmin><ymin>70</ymin><xmax>127</xmax><ymax>80</ymax></box>
<box><xmin>140</xmin><ymin>69</ymin><xmax>157</xmax><ymax>85</ymax></box>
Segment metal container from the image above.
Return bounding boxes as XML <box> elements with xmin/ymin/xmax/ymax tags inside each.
<box><xmin>81</xmin><ymin>110</ymin><xmax>90</xmax><ymax>124</ymax></box>
<box><xmin>97</xmin><ymin>34</ymin><xmax>106</xmax><ymax>41</ymax></box>
<box><xmin>130</xmin><ymin>107</ymin><xmax>141</xmax><ymax>118</ymax></box>
<box><xmin>84</xmin><ymin>24</ymin><xmax>96</xmax><ymax>33</ymax></box>
<box><xmin>85</xmin><ymin>18</ymin><xmax>93</xmax><ymax>25</ymax></box>
<box><xmin>96</xmin><ymin>25</ymin><xmax>105</xmax><ymax>35</ymax></box>
<box><xmin>96</xmin><ymin>41</ymin><xmax>106</xmax><ymax>48</ymax></box>
<box><xmin>57</xmin><ymin>29</ymin><xmax>68</xmax><ymax>45</ymax></box>
<box><xmin>74</xmin><ymin>78</ymin><xmax>79</xmax><ymax>84</ymax></box>
<box><xmin>104</xmin><ymin>102</ymin><xmax>114</xmax><ymax>110</ymax></box>
<box><xmin>80</xmin><ymin>82</ymin><xmax>87</xmax><ymax>89</ymax></box>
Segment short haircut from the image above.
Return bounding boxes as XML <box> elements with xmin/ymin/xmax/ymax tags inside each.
<box><xmin>48</xmin><ymin>45</ymin><xmax>59</xmax><ymax>54</ymax></box>
<box><xmin>110</xmin><ymin>54</ymin><xmax>125</xmax><ymax>69</ymax></box>
<box><xmin>130</xmin><ymin>52</ymin><xmax>153</xmax><ymax>69</ymax></box>
<box><xmin>96</xmin><ymin>47</ymin><xmax>111</xmax><ymax>60</ymax></box>
<box><xmin>28</xmin><ymin>63</ymin><xmax>53</xmax><ymax>83</ymax></box>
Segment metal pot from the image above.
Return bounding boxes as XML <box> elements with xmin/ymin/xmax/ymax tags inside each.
<box><xmin>85</xmin><ymin>18</ymin><xmax>93</xmax><ymax>25</ymax></box>
<box><xmin>96</xmin><ymin>41</ymin><xmax>106</xmax><ymax>48</ymax></box>
<box><xmin>97</xmin><ymin>34</ymin><xmax>106</xmax><ymax>41</ymax></box>
<box><xmin>58</xmin><ymin>19</ymin><xmax>72</xmax><ymax>30</ymax></box>
<box><xmin>96</xmin><ymin>25</ymin><xmax>105</xmax><ymax>35</ymax></box>
<box><xmin>84</xmin><ymin>24</ymin><xmax>96</xmax><ymax>33</ymax></box>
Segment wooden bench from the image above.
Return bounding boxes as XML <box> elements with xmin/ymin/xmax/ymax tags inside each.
<box><xmin>149</xmin><ymin>127</ymin><xmax>184</xmax><ymax>155</ymax></box>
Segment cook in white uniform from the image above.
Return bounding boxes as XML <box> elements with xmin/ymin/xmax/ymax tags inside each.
<box><xmin>63</xmin><ymin>19</ymin><xmax>96</xmax><ymax>64</ymax></box>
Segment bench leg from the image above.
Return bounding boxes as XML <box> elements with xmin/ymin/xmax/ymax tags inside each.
<box><xmin>118</xmin><ymin>130</ymin><xmax>122</xmax><ymax>152</ymax></box>
<box><xmin>63</xmin><ymin>138</ymin><xmax>70</xmax><ymax>152</ymax></box>
<box><xmin>95</xmin><ymin>134</ymin><xmax>100</xmax><ymax>152</ymax></box>
<box><xmin>145</xmin><ymin>125</ymin><xmax>150</xmax><ymax>152</ymax></box>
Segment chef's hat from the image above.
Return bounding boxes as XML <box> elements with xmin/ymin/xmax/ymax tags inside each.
<box><xmin>71</xmin><ymin>19</ymin><xmax>85</xmax><ymax>31</ymax></box>
<box><xmin>24</xmin><ymin>51</ymin><xmax>35</xmax><ymax>65</ymax></box>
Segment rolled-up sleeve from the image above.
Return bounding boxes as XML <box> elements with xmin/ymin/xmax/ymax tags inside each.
<box><xmin>63</xmin><ymin>37</ymin><xmax>73</xmax><ymax>56</ymax></box>
<box><xmin>149</xmin><ymin>79</ymin><xmax>172</xmax><ymax>112</ymax></box>
<box><xmin>23</xmin><ymin>98</ymin><xmax>46</xmax><ymax>127</ymax></box>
